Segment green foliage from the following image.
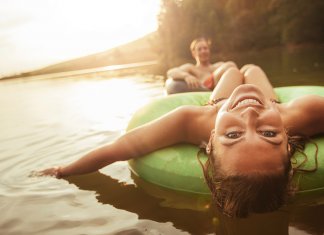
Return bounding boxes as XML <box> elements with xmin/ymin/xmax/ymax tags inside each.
<box><xmin>156</xmin><ymin>0</ymin><xmax>324</xmax><ymax>69</ymax></box>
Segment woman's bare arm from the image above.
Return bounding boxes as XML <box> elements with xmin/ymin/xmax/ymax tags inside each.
<box><xmin>282</xmin><ymin>95</ymin><xmax>324</xmax><ymax>136</ymax></box>
<box><xmin>36</xmin><ymin>106</ymin><xmax>200</xmax><ymax>178</ymax></box>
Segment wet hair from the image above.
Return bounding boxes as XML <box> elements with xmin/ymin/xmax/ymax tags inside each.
<box><xmin>190</xmin><ymin>37</ymin><xmax>211</xmax><ymax>52</ymax></box>
<box><xmin>198</xmin><ymin>134</ymin><xmax>318</xmax><ymax>218</ymax></box>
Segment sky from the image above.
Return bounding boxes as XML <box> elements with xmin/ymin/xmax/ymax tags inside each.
<box><xmin>0</xmin><ymin>0</ymin><xmax>160</xmax><ymax>78</ymax></box>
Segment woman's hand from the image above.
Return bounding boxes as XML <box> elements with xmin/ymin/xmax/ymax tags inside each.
<box><xmin>31</xmin><ymin>167</ymin><xmax>62</xmax><ymax>178</ymax></box>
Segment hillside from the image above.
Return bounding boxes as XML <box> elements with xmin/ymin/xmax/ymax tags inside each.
<box><xmin>13</xmin><ymin>32</ymin><xmax>159</xmax><ymax>78</ymax></box>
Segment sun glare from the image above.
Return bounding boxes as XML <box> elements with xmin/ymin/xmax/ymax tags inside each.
<box><xmin>68</xmin><ymin>78</ymin><xmax>158</xmax><ymax>131</ymax></box>
<box><xmin>0</xmin><ymin>0</ymin><xmax>160</xmax><ymax>77</ymax></box>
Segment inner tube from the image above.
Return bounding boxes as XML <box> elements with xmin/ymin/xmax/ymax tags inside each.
<box><xmin>165</xmin><ymin>78</ymin><xmax>210</xmax><ymax>94</ymax></box>
<box><xmin>126</xmin><ymin>86</ymin><xmax>324</xmax><ymax>205</ymax></box>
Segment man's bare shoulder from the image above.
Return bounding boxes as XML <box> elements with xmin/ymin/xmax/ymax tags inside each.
<box><xmin>167</xmin><ymin>63</ymin><xmax>195</xmax><ymax>74</ymax></box>
<box><xmin>211</xmin><ymin>61</ymin><xmax>224</xmax><ymax>69</ymax></box>
<box><xmin>178</xmin><ymin>63</ymin><xmax>195</xmax><ymax>70</ymax></box>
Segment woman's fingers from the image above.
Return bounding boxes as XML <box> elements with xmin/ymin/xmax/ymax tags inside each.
<box><xmin>30</xmin><ymin>167</ymin><xmax>62</xmax><ymax>178</ymax></box>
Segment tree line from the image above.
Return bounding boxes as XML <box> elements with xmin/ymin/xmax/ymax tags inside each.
<box><xmin>155</xmin><ymin>0</ymin><xmax>324</xmax><ymax>70</ymax></box>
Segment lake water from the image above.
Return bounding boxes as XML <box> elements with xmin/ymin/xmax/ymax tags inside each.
<box><xmin>0</xmin><ymin>72</ymin><xmax>323</xmax><ymax>235</ymax></box>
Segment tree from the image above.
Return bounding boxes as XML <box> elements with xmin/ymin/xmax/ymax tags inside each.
<box><xmin>156</xmin><ymin>0</ymin><xmax>324</xmax><ymax>72</ymax></box>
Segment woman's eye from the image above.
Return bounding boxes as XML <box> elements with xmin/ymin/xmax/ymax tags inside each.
<box><xmin>260</xmin><ymin>131</ymin><xmax>277</xmax><ymax>137</ymax></box>
<box><xmin>225</xmin><ymin>132</ymin><xmax>242</xmax><ymax>139</ymax></box>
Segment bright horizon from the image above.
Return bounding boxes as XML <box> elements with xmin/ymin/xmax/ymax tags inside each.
<box><xmin>0</xmin><ymin>0</ymin><xmax>160</xmax><ymax>78</ymax></box>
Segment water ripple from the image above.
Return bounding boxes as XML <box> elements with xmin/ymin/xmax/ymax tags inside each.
<box><xmin>0</xmin><ymin>76</ymin><xmax>195</xmax><ymax>235</ymax></box>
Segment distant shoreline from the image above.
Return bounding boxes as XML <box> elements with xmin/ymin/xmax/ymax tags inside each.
<box><xmin>1</xmin><ymin>32</ymin><xmax>158</xmax><ymax>81</ymax></box>
<box><xmin>0</xmin><ymin>61</ymin><xmax>158</xmax><ymax>81</ymax></box>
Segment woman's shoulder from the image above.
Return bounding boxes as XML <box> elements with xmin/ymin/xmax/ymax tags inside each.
<box><xmin>279</xmin><ymin>94</ymin><xmax>324</xmax><ymax>136</ymax></box>
<box><xmin>177</xmin><ymin>105</ymin><xmax>217</xmax><ymax>144</ymax></box>
<box><xmin>177</xmin><ymin>104</ymin><xmax>217</xmax><ymax>118</ymax></box>
<box><xmin>281</xmin><ymin>94</ymin><xmax>323</xmax><ymax>111</ymax></box>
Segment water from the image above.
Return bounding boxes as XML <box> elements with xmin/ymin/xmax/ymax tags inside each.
<box><xmin>0</xmin><ymin>73</ymin><xmax>323</xmax><ymax>235</ymax></box>
<box><xmin>224</xmin><ymin>44</ymin><xmax>324</xmax><ymax>87</ymax></box>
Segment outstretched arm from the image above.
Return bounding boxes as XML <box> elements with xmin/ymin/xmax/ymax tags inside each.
<box><xmin>36</xmin><ymin>106</ymin><xmax>197</xmax><ymax>178</ymax></box>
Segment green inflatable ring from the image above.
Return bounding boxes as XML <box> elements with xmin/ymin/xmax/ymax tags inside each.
<box><xmin>126</xmin><ymin>86</ymin><xmax>324</xmax><ymax>205</ymax></box>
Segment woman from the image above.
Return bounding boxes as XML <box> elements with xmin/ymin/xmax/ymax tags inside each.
<box><xmin>36</xmin><ymin>65</ymin><xmax>324</xmax><ymax>217</ymax></box>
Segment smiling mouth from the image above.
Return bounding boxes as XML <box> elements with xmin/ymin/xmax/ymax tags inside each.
<box><xmin>232</xmin><ymin>98</ymin><xmax>262</xmax><ymax>109</ymax></box>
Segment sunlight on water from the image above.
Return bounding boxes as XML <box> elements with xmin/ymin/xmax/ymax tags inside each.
<box><xmin>0</xmin><ymin>74</ymin><xmax>322</xmax><ymax>235</ymax></box>
<box><xmin>0</xmin><ymin>75</ymin><xmax>164</xmax><ymax>180</ymax></box>
<box><xmin>0</xmin><ymin>75</ymin><xmax>191</xmax><ymax>235</ymax></box>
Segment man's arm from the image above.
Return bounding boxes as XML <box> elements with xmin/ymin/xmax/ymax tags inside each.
<box><xmin>167</xmin><ymin>63</ymin><xmax>194</xmax><ymax>79</ymax></box>
<box><xmin>167</xmin><ymin>64</ymin><xmax>201</xmax><ymax>89</ymax></box>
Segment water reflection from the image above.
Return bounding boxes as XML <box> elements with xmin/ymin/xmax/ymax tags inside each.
<box><xmin>66</xmin><ymin>172</ymin><xmax>216</xmax><ymax>235</ymax></box>
<box><xmin>231</xmin><ymin>44</ymin><xmax>324</xmax><ymax>87</ymax></box>
<box><xmin>216</xmin><ymin>209</ymin><xmax>289</xmax><ymax>235</ymax></box>
<box><xmin>1</xmin><ymin>73</ymin><xmax>323</xmax><ymax>235</ymax></box>
<box><xmin>66</xmin><ymin>170</ymin><xmax>324</xmax><ymax>235</ymax></box>
<box><xmin>289</xmin><ymin>204</ymin><xmax>324</xmax><ymax>235</ymax></box>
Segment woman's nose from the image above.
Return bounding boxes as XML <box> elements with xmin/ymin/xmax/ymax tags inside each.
<box><xmin>240</xmin><ymin>107</ymin><xmax>260</xmax><ymax>119</ymax></box>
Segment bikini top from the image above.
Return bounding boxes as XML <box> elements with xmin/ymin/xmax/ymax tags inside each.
<box><xmin>206</xmin><ymin>97</ymin><xmax>227</xmax><ymax>106</ymax></box>
<box><xmin>207</xmin><ymin>97</ymin><xmax>280</xmax><ymax>106</ymax></box>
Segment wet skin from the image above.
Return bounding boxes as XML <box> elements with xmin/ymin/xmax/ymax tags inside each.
<box><xmin>213</xmin><ymin>84</ymin><xmax>289</xmax><ymax>175</ymax></box>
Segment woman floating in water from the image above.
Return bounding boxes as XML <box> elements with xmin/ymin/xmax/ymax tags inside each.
<box><xmin>37</xmin><ymin>64</ymin><xmax>324</xmax><ymax>217</ymax></box>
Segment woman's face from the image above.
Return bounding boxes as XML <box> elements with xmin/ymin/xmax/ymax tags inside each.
<box><xmin>213</xmin><ymin>84</ymin><xmax>288</xmax><ymax>175</ymax></box>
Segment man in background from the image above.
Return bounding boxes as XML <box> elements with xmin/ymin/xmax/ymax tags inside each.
<box><xmin>165</xmin><ymin>37</ymin><xmax>236</xmax><ymax>94</ymax></box>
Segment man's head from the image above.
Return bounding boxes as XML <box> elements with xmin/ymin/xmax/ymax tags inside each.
<box><xmin>190</xmin><ymin>37</ymin><xmax>211</xmax><ymax>66</ymax></box>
